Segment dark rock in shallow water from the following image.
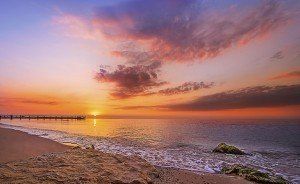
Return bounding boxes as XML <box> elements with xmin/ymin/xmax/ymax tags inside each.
<box><xmin>222</xmin><ymin>164</ymin><xmax>289</xmax><ymax>184</ymax></box>
<box><xmin>213</xmin><ymin>143</ymin><xmax>245</xmax><ymax>155</ymax></box>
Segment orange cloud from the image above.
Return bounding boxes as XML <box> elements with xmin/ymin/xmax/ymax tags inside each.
<box><xmin>270</xmin><ymin>71</ymin><xmax>300</xmax><ymax>80</ymax></box>
<box><xmin>0</xmin><ymin>98</ymin><xmax>64</xmax><ymax>106</ymax></box>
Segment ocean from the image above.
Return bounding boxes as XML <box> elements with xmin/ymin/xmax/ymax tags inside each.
<box><xmin>0</xmin><ymin>119</ymin><xmax>299</xmax><ymax>183</ymax></box>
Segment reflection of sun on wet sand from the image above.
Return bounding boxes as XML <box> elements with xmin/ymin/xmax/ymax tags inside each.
<box><xmin>0</xmin><ymin>127</ymin><xmax>252</xmax><ymax>184</ymax></box>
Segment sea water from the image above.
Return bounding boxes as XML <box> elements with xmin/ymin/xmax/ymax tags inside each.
<box><xmin>0</xmin><ymin>119</ymin><xmax>299</xmax><ymax>183</ymax></box>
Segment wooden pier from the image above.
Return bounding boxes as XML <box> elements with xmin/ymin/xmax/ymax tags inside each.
<box><xmin>0</xmin><ymin>115</ymin><xmax>86</xmax><ymax>120</ymax></box>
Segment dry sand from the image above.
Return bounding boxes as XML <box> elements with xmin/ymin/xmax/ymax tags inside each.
<box><xmin>0</xmin><ymin>127</ymin><xmax>253</xmax><ymax>184</ymax></box>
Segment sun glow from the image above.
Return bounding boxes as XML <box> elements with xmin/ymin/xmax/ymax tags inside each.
<box><xmin>91</xmin><ymin>111</ymin><xmax>101</xmax><ymax>117</ymax></box>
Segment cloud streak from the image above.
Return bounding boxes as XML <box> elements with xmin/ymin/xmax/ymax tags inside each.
<box><xmin>270</xmin><ymin>51</ymin><xmax>284</xmax><ymax>60</ymax></box>
<box><xmin>157</xmin><ymin>82</ymin><xmax>214</xmax><ymax>95</ymax></box>
<box><xmin>0</xmin><ymin>98</ymin><xmax>64</xmax><ymax>106</ymax></box>
<box><xmin>118</xmin><ymin>84</ymin><xmax>300</xmax><ymax>110</ymax></box>
<box><xmin>270</xmin><ymin>71</ymin><xmax>300</xmax><ymax>80</ymax></box>
<box><xmin>162</xmin><ymin>85</ymin><xmax>300</xmax><ymax>111</ymax></box>
<box><xmin>95</xmin><ymin>0</ymin><xmax>289</xmax><ymax>63</ymax></box>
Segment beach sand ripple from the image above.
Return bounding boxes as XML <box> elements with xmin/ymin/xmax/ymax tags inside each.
<box><xmin>0</xmin><ymin>148</ymin><xmax>158</xmax><ymax>184</ymax></box>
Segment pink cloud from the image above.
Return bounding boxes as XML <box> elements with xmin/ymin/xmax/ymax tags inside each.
<box><xmin>94</xmin><ymin>0</ymin><xmax>290</xmax><ymax>63</ymax></box>
<box><xmin>94</xmin><ymin>62</ymin><xmax>167</xmax><ymax>99</ymax></box>
<box><xmin>52</xmin><ymin>13</ymin><xmax>101</xmax><ymax>40</ymax></box>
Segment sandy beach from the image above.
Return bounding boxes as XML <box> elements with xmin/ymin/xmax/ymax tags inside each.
<box><xmin>0</xmin><ymin>127</ymin><xmax>252</xmax><ymax>184</ymax></box>
<box><xmin>0</xmin><ymin>127</ymin><xmax>68</xmax><ymax>163</ymax></box>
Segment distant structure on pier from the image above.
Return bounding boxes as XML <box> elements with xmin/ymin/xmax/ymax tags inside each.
<box><xmin>0</xmin><ymin>115</ymin><xmax>86</xmax><ymax>120</ymax></box>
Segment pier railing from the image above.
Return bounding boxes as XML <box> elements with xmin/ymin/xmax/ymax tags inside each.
<box><xmin>0</xmin><ymin>115</ymin><xmax>86</xmax><ymax>120</ymax></box>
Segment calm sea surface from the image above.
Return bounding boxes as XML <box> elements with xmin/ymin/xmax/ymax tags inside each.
<box><xmin>0</xmin><ymin>119</ymin><xmax>299</xmax><ymax>183</ymax></box>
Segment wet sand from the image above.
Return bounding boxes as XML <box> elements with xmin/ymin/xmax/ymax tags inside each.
<box><xmin>0</xmin><ymin>127</ymin><xmax>252</xmax><ymax>184</ymax></box>
<box><xmin>0</xmin><ymin>127</ymin><xmax>68</xmax><ymax>162</ymax></box>
<box><xmin>153</xmin><ymin>167</ymin><xmax>253</xmax><ymax>184</ymax></box>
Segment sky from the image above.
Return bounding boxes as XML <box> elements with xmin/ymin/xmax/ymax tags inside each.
<box><xmin>0</xmin><ymin>0</ymin><xmax>299</xmax><ymax>118</ymax></box>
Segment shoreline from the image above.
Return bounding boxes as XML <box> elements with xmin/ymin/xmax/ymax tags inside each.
<box><xmin>0</xmin><ymin>127</ymin><xmax>252</xmax><ymax>184</ymax></box>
